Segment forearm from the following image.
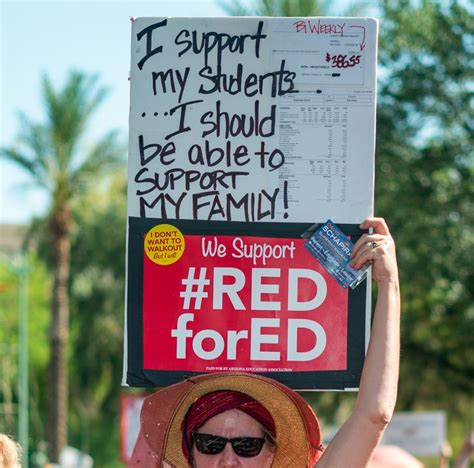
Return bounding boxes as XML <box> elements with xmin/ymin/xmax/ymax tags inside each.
<box><xmin>318</xmin><ymin>280</ymin><xmax>400</xmax><ymax>467</ymax></box>
<box><xmin>354</xmin><ymin>278</ymin><xmax>400</xmax><ymax>425</ymax></box>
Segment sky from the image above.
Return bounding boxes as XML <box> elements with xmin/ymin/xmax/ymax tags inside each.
<box><xmin>0</xmin><ymin>0</ymin><xmax>228</xmax><ymax>224</ymax></box>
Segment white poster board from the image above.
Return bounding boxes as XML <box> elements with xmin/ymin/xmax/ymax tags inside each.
<box><xmin>381</xmin><ymin>411</ymin><xmax>447</xmax><ymax>456</ymax></box>
<box><xmin>127</xmin><ymin>17</ymin><xmax>377</xmax><ymax>223</ymax></box>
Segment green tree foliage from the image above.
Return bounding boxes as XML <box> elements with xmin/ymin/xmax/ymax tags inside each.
<box><xmin>1</xmin><ymin>71</ymin><xmax>125</xmax><ymax>461</ymax></box>
<box><xmin>376</xmin><ymin>0</ymin><xmax>473</xmax><ymax>438</ymax></box>
<box><xmin>220</xmin><ymin>0</ymin><xmax>330</xmax><ymax>16</ymax></box>
<box><xmin>0</xmin><ymin>254</ymin><xmax>50</xmax><ymax>449</ymax></box>
<box><xmin>67</xmin><ymin>174</ymin><xmax>127</xmax><ymax>465</ymax></box>
<box><xmin>219</xmin><ymin>0</ymin><xmax>367</xmax><ymax>17</ymax></box>
<box><xmin>22</xmin><ymin>174</ymin><xmax>128</xmax><ymax>467</ymax></box>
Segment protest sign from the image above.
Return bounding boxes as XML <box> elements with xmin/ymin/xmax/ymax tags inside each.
<box><xmin>120</xmin><ymin>395</ymin><xmax>145</xmax><ymax>463</ymax></box>
<box><xmin>381</xmin><ymin>411</ymin><xmax>447</xmax><ymax>456</ymax></box>
<box><xmin>124</xmin><ymin>17</ymin><xmax>378</xmax><ymax>389</ymax></box>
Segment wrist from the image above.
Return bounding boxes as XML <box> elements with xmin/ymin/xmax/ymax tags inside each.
<box><xmin>376</xmin><ymin>277</ymin><xmax>400</xmax><ymax>291</ymax></box>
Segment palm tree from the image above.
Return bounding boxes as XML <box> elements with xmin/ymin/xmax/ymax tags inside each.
<box><xmin>1</xmin><ymin>70</ymin><xmax>124</xmax><ymax>462</ymax></box>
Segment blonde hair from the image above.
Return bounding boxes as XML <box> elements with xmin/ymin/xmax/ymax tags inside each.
<box><xmin>0</xmin><ymin>434</ymin><xmax>22</xmax><ymax>467</ymax></box>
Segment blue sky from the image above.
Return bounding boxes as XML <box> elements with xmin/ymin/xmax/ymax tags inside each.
<box><xmin>0</xmin><ymin>0</ymin><xmax>227</xmax><ymax>223</ymax></box>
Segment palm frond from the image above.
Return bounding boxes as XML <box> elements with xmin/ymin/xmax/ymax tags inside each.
<box><xmin>345</xmin><ymin>2</ymin><xmax>373</xmax><ymax>17</ymax></box>
<box><xmin>1</xmin><ymin>147</ymin><xmax>50</xmax><ymax>190</ymax></box>
<box><xmin>220</xmin><ymin>0</ymin><xmax>331</xmax><ymax>17</ymax></box>
<box><xmin>42</xmin><ymin>71</ymin><xmax>108</xmax><ymax>170</ymax></box>
<box><xmin>16</xmin><ymin>112</ymin><xmax>55</xmax><ymax>177</ymax></box>
<box><xmin>218</xmin><ymin>0</ymin><xmax>258</xmax><ymax>16</ymax></box>
<box><xmin>6</xmin><ymin>70</ymin><xmax>121</xmax><ymax>210</ymax></box>
<box><xmin>261</xmin><ymin>0</ymin><xmax>276</xmax><ymax>15</ymax></box>
<box><xmin>70</xmin><ymin>130</ymin><xmax>125</xmax><ymax>191</ymax></box>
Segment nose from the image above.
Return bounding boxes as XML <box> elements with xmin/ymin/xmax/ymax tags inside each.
<box><xmin>218</xmin><ymin>442</ymin><xmax>240</xmax><ymax>467</ymax></box>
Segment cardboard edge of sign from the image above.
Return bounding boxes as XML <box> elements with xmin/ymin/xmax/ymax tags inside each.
<box><xmin>124</xmin><ymin>217</ymin><xmax>370</xmax><ymax>391</ymax></box>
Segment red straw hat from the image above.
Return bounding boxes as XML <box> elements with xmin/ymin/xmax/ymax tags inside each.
<box><xmin>129</xmin><ymin>372</ymin><xmax>323</xmax><ymax>467</ymax></box>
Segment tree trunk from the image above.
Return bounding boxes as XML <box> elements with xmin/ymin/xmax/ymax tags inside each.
<box><xmin>47</xmin><ymin>207</ymin><xmax>73</xmax><ymax>462</ymax></box>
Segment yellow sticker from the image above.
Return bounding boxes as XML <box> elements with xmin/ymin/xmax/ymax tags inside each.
<box><xmin>144</xmin><ymin>224</ymin><xmax>185</xmax><ymax>265</ymax></box>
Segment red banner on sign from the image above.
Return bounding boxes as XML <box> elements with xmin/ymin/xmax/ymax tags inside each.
<box><xmin>142</xmin><ymin>233</ymin><xmax>348</xmax><ymax>373</ymax></box>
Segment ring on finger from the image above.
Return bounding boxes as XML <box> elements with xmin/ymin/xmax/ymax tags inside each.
<box><xmin>369</xmin><ymin>241</ymin><xmax>377</xmax><ymax>249</ymax></box>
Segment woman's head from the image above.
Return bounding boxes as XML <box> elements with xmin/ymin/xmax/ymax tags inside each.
<box><xmin>130</xmin><ymin>373</ymin><xmax>323</xmax><ymax>467</ymax></box>
<box><xmin>182</xmin><ymin>390</ymin><xmax>276</xmax><ymax>467</ymax></box>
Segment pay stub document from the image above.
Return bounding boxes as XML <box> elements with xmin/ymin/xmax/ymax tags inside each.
<box><xmin>271</xmin><ymin>18</ymin><xmax>378</xmax><ymax>223</ymax></box>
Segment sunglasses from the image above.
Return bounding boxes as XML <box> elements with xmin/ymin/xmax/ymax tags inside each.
<box><xmin>192</xmin><ymin>432</ymin><xmax>266</xmax><ymax>457</ymax></box>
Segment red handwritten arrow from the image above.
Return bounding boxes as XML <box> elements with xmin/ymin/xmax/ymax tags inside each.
<box><xmin>350</xmin><ymin>25</ymin><xmax>366</xmax><ymax>51</ymax></box>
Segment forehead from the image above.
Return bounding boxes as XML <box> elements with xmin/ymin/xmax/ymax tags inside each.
<box><xmin>197</xmin><ymin>409</ymin><xmax>265</xmax><ymax>437</ymax></box>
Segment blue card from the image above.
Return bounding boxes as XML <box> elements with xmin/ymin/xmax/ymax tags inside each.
<box><xmin>304</xmin><ymin>220</ymin><xmax>369</xmax><ymax>289</ymax></box>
